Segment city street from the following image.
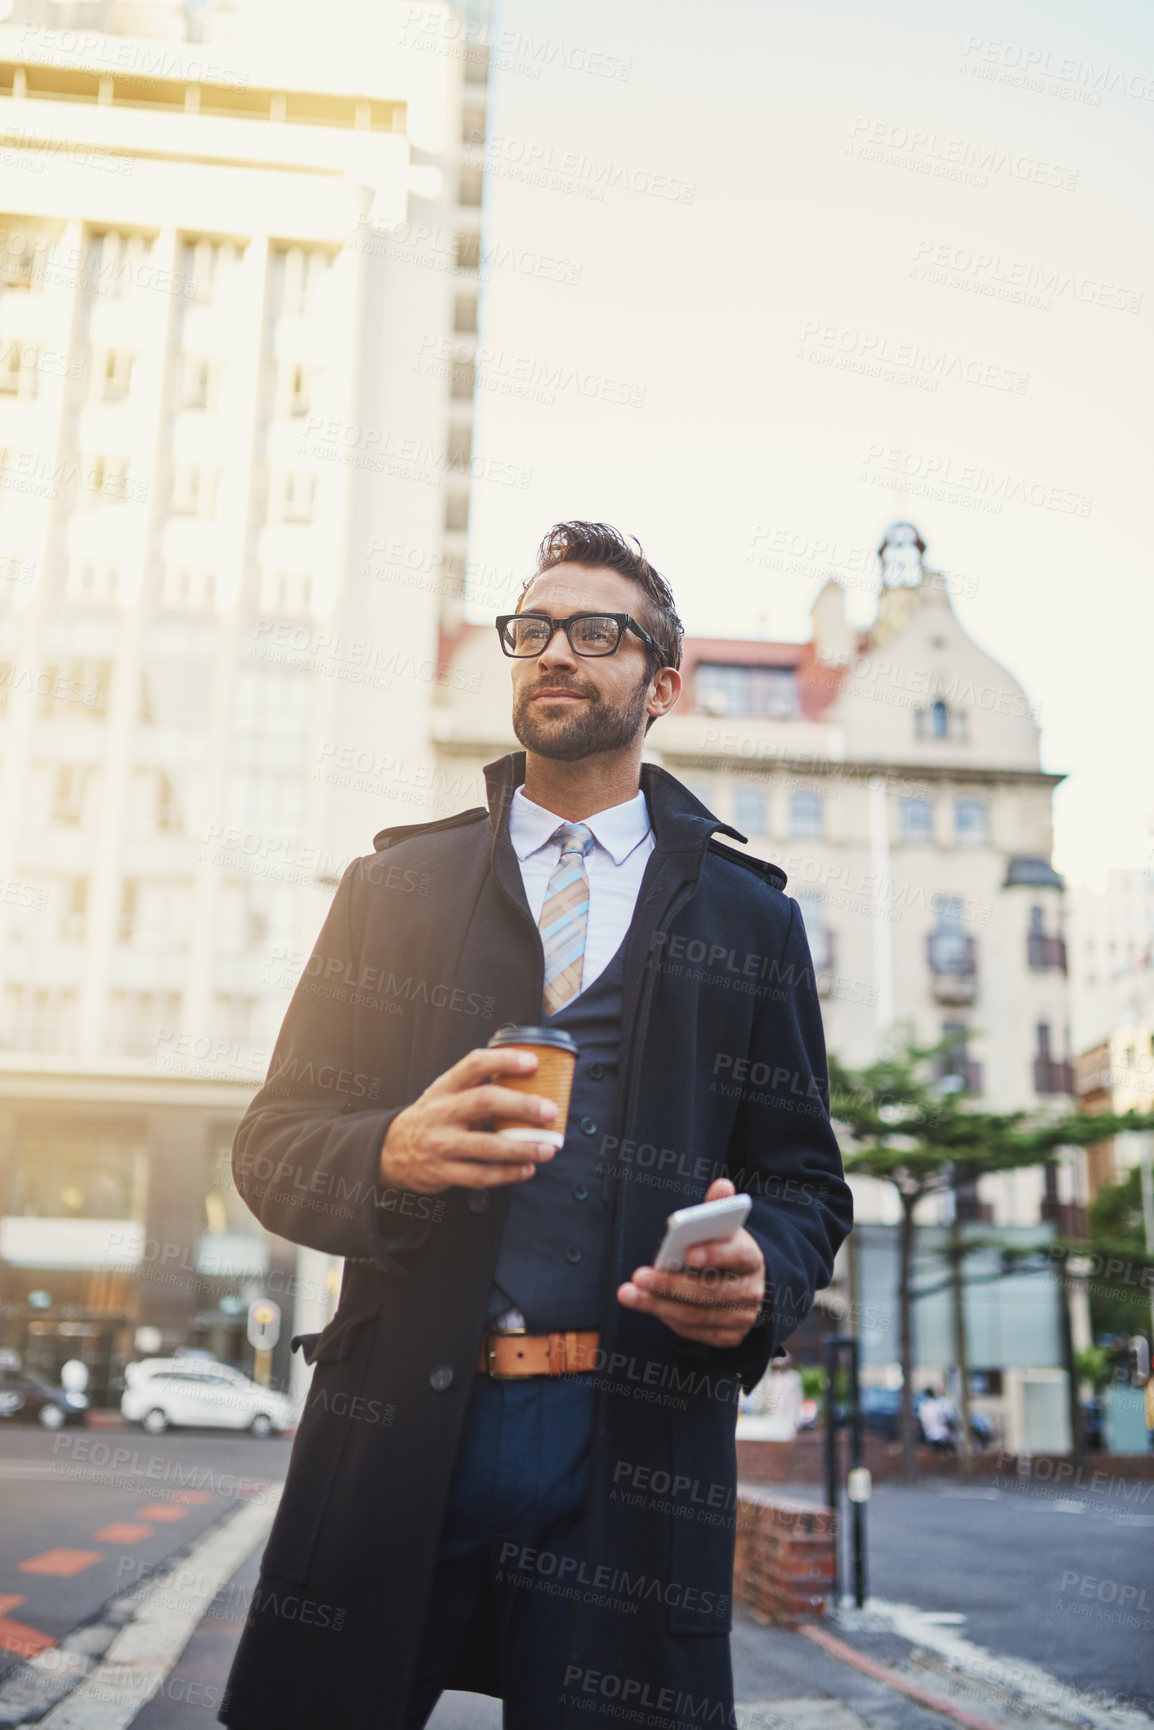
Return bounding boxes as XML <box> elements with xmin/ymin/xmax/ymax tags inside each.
<box><xmin>0</xmin><ymin>1426</ymin><xmax>1151</xmax><ymax>1730</ymax></box>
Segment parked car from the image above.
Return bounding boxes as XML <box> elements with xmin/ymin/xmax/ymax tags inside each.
<box><xmin>120</xmin><ymin>1358</ymin><xmax>294</xmax><ymax>1437</ymax></box>
<box><xmin>0</xmin><ymin>1367</ymin><xmax>88</xmax><ymax>1430</ymax></box>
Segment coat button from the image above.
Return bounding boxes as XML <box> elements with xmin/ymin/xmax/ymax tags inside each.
<box><xmin>579</xmin><ymin>1115</ymin><xmax>597</xmax><ymax>1136</ymax></box>
<box><xmin>429</xmin><ymin>1366</ymin><xmax>454</xmax><ymax>1392</ymax></box>
<box><xmin>571</xmin><ymin>1183</ymin><xmax>589</xmax><ymax>1202</ymax></box>
<box><xmin>588</xmin><ymin>1062</ymin><xmax>605</xmax><ymax>1080</ymax></box>
<box><xmin>565</xmin><ymin>1245</ymin><xmax>582</xmax><ymax>1264</ymax></box>
<box><xmin>468</xmin><ymin>1191</ymin><xmax>489</xmax><ymax>1213</ymax></box>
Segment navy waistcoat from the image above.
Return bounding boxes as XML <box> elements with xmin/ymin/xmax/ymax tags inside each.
<box><xmin>486</xmin><ymin>933</ymin><xmax>626</xmax><ymax>1331</ymax></box>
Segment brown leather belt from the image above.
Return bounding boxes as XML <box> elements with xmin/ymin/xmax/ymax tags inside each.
<box><xmin>477</xmin><ymin>1329</ymin><xmax>600</xmax><ymax>1379</ymax></box>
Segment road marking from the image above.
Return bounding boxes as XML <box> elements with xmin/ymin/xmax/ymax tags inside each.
<box><xmin>36</xmin><ymin>1488</ymin><xmax>279</xmax><ymax>1730</ymax></box>
<box><xmin>852</xmin><ymin>1599</ymin><xmax>1154</xmax><ymax>1730</ymax></box>
<box><xmin>18</xmin><ymin>1550</ymin><xmax>103</xmax><ymax>1577</ymax></box>
<box><xmin>800</xmin><ymin>1623</ymin><xmax>1004</xmax><ymax>1730</ymax></box>
<box><xmin>170</xmin><ymin>1491</ymin><xmax>213</xmax><ymax>1505</ymax></box>
<box><xmin>90</xmin><ymin>1525</ymin><xmax>154</xmax><ymax>1544</ymax></box>
<box><xmin>132</xmin><ymin>1505</ymin><xmax>187</xmax><ymax>1523</ymax></box>
<box><xmin>0</xmin><ymin>1594</ymin><xmax>56</xmax><ymax>1660</ymax></box>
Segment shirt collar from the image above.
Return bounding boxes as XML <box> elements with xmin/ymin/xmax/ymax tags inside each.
<box><xmin>509</xmin><ymin>785</ymin><xmax>652</xmax><ymax>866</ymax></box>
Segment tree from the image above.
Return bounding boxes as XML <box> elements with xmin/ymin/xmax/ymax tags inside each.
<box><xmin>828</xmin><ymin>1035</ymin><xmax>1154</xmax><ymax>1482</ymax></box>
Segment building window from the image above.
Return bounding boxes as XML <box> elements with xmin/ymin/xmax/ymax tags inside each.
<box><xmin>2</xmin><ymin>988</ymin><xmax>78</xmax><ymax>1055</ymax></box>
<box><xmin>734</xmin><ymin>784</ymin><xmax>767</xmax><ymax>835</ymax></box>
<box><xmin>899</xmin><ymin>796</ymin><xmax>933</xmax><ymax>843</ymax></box>
<box><xmin>179</xmin><ymin>237</ymin><xmax>243</xmax><ymax>306</ymax></box>
<box><xmin>118</xmin><ymin>878</ymin><xmax>137</xmax><ymax>943</ymax></box>
<box><xmin>936</xmin><ymin>1020</ymin><xmax>981</xmax><ymax>1096</ymax></box>
<box><xmin>66</xmin><ymin>562</ymin><xmax>121</xmax><ymax>605</ymax></box>
<box><xmin>451</xmin><ymin>355</ymin><xmax>476</xmax><ymax>399</ymax></box>
<box><xmin>915</xmin><ymin>700</ymin><xmax>968</xmax><ymax>742</ymax></box>
<box><xmin>8</xmin><ymin>1122</ymin><xmax>148</xmax><ymax>1218</ymax></box>
<box><xmin>86</xmin><ymin>231</ymin><xmax>152</xmax><ymax>301</ymax></box>
<box><xmin>97</xmin><ymin>348</ymin><xmax>134</xmax><ymax>401</ymax></box>
<box><xmin>118</xmin><ymin>880</ymin><xmax>192</xmax><ymax>949</ymax></box>
<box><xmin>270</xmin><ymin>469</ymin><xmax>318</xmax><ymax>524</ymax></box>
<box><xmin>927</xmin><ymin>895</ymin><xmax>976</xmax><ymax>999</ymax></box>
<box><xmin>181</xmin><ymin>355</ymin><xmax>218</xmax><ymax>411</ymax></box>
<box><xmin>40</xmin><ymin>659</ymin><xmax>111</xmax><ymax>718</ymax></box>
<box><xmin>278</xmin><ymin>245</ymin><xmax>328</xmax><ymax>316</ymax></box>
<box><xmin>108</xmin><ymin>990</ymin><xmax>182</xmax><ymax>1059</ymax></box>
<box><xmin>161</xmin><ymin>566</ymin><xmax>217</xmax><ymax>609</ymax></box>
<box><xmin>1026</xmin><ymin>904</ymin><xmax>1067</xmax><ymax>971</ymax></box>
<box><xmin>171</xmin><ymin>460</ymin><xmax>221</xmax><ymax>517</ymax></box>
<box><xmin>444</xmin><ymin>491</ymin><xmax>469</xmax><ymax>533</ymax></box>
<box><xmin>1033</xmin><ymin>1022</ymin><xmax>1072</xmax><ymax>1095</ymax></box>
<box><xmin>84</xmin><ymin>452</ymin><xmax>133</xmax><ymax>504</ymax></box>
<box><xmin>454</xmin><ymin>294</ymin><xmax>478</xmax><ymax>333</ymax></box>
<box><xmin>51</xmin><ymin>766</ymin><xmax>91</xmax><ymax>825</ymax></box>
<box><xmin>279</xmin><ymin>360</ymin><xmax>313</xmax><ymax>417</ymax></box>
<box><xmin>447</xmin><ymin>422</ymin><xmax>472</xmax><ymax>467</ymax></box>
<box><xmin>458</xmin><ymin>164</ymin><xmax>484</xmax><ymax>207</ymax></box>
<box><xmin>258</xmin><ymin>568</ymin><xmax>312</xmax><ymax>614</ymax></box>
<box><xmin>0</xmin><ymin>338</ymin><xmax>39</xmax><ymax>399</ymax></box>
<box><xmin>955</xmin><ymin>797</ymin><xmax>987</xmax><ymax>846</ymax></box>
<box><xmin>61</xmin><ymin>877</ymin><xmax>87</xmax><ymax>941</ymax></box>
<box><xmin>695</xmin><ymin>663</ymin><xmax>799</xmax><ymax>719</ymax></box>
<box><xmin>157</xmin><ymin>770</ymin><xmax>182</xmax><ymax>832</ymax></box>
<box><xmin>789</xmin><ymin>788</ymin><xmax>823</xmax><ymax>838</ymax></box>
<box><xmin>456</xmin><ymin>230</ymin><xmax>481</xmax><ymax>271</ymax></box>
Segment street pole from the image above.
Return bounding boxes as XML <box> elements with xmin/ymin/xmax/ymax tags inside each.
<box><xmin>824</xmin><ymin>1335</ymin><xmax>841</xmax><ymax>1608</ymax></box>
<box><xmin>1138</xmin><ymin>1132</ymin><xmax>1154</xmax><ymax>1343</ymax></box>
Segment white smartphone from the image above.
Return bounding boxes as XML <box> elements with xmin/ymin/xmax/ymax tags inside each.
<box><xmin>653</xmin><ymin>1194</ymin><xmax>752</xmax><ymax>1271</ymax></box>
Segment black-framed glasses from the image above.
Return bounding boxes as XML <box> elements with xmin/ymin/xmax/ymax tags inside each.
<box><xmin>495</xmin><ymin>611</ymin><xmax>657</xmax><ymax>659</ymax></box>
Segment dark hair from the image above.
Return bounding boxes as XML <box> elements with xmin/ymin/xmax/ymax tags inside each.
<box><xmin>519</xmin><ymin>521</ymin><xmax>684</xmax><ymax>679</ymax></box>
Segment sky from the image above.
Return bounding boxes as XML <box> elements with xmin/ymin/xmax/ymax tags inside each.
<box><xmin>466</xmin><ymin>0</ymin><xmax>1153</xmax><ymax>890</ymax></box>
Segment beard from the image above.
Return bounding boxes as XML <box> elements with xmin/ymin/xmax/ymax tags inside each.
<box><xmin>512</xmin><ymin>672</ymin><xmax>651</xmax><ymax>762</ymax></box>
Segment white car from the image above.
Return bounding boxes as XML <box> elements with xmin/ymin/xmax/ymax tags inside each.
<box><xmin>120</xmin><ymin>1358</ymin><xmax>295</xmax><ymax>1437</ymax></box>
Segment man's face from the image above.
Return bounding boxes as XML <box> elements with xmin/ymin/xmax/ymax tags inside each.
<box><xmin>508</xmin><ymin>565</ymin><xmax>660</xmax><ymax>763</ymax></box>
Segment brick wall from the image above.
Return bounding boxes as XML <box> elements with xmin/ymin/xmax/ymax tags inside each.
<box><xmin>732</xmin><ymin>1486</ymin><xmax>835</xmax><ymax>1627</ymax></box>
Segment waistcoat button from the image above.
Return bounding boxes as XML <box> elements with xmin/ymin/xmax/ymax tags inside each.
<box><xmin>588</xmin><ymin>1062</ymin><xmax>605</xmax><ymax>1080</ymax></box>
<box><xmin>571</xmin><ymin>1183</ymin><xmax>589</xmax><ymax>1202</ymax></box>
<box><xmin>429</xmin><ymin>1365</ymin><xmax>454</xmax><ymax>1392</ymax></box>
<box><xmin>565</xmin><ymin>1245</ymin><xmax>582</xmax><ymax>1264</ymax></box>
<box><xmin>468</xmin><ymin>1191</ymin><xmax>489</xmax><ymax>1213</ymax></box>
<box><xmin>579</xmin><ymin>1115</ymin><xmax>597</xmax><ymax>1136</ymax></box>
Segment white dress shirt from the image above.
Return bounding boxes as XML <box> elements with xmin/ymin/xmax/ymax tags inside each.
<box><xmin>508</xmin><ymin>784</ymin><xmax>654</xmax><ymax>995</ymax></box>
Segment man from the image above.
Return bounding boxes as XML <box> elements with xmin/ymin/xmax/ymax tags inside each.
<box><xmin>219</xmin><ymin>521</ymin><xmax>852</xmax><ymax>1730</ymax></box>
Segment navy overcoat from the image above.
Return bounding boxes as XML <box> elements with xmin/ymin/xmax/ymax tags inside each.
<box><xmin>219</xmin><ymin>750</ymin><xmax>852</xmax><ymax>1730</ymax></box>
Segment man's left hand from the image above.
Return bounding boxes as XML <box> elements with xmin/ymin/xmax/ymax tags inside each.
<box><xmin>616</xmin><ymin>1178</ymin><xmax>767</xmax><ymax>1348</ymax></box>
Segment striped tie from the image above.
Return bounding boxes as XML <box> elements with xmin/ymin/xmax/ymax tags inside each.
<box><xmin>539</xmin><ymin>822</ymin><xmax>595</xmax><ymax>1016</ymax></box>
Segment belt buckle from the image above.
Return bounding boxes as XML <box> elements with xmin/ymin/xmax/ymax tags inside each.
<box><xmin>485</xmin><ymin>1325</ymin><xmax>527</xmax><ymax>1380</ymax></box>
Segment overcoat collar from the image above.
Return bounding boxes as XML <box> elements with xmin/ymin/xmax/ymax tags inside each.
<box><xmin>481</xmin><ymin>750</ymin><xmax>746</xmax><ymax>869</ymax></box>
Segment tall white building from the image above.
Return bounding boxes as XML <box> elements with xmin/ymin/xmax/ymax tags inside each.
<box><xmin>1067</xmin><ymin>868</ymin><xmax>1154</xmax><ymax>1056</ymax></box>
<box><xmin>0</xmin><ymin>0</ymin><xmax>492</xmax><ymax>1399</ymax></box>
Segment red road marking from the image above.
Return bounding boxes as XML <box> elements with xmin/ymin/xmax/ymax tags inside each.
<box><xmin>799</xmin><ymin>1623</ymin><xmax>1003</xmax><ymax>1730</ymax></box>
<box><xmin>134</xmin><ymin>1504</ymin><xmax>188</xmax><ymax>1522</ymax></box>
<box><xmin>92</xmin><ymin>1523</ymin><xmax>155</xmax><ymax>1543</ymax></box>
<box><xmin>17</xmin><ymin>1549</ymin><xmax>103</xmax><ymax>1577</ymax></box>
<box><xmin>0</xmin><ymin>1594</ymin><xmax>56</xmax><ymax>1659</ymax></box>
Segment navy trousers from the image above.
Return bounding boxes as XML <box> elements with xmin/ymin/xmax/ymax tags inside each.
<box><xmin>403</xmin><ymin>1370</ymin><xmax>595</xmax><ymax>1730</ymax></box>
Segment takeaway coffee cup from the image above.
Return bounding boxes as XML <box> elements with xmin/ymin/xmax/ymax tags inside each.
<box><xmin>486</xmin><ymin>1024</ymin><xmax>578</xmax><ymax>1148</ymax></box>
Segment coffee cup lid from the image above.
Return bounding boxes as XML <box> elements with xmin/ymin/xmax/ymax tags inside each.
<box><xmin>487</xmin><ymin>1023</ymin><xmax>578</xmax><ymax>1055</ymax></box>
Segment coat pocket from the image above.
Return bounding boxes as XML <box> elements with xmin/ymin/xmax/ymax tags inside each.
<box><xmin>260</xmin><ymin>1308</ymin><xmax>380</xmax><ymax>1584</ymax></box>
<box><xmin>290</xmin><ymin>1306</ymin><xmax>378</xmax><ymax>1367</ymax></box>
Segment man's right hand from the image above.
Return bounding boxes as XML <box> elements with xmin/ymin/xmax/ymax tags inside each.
<box><xmin>379</xmin><ymin>1047</ymin><xmax>559</xmax><ymax>1194</ymax></box>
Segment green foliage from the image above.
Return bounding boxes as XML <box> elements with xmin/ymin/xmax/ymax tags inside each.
<box><xmin>1075</xmin><ymin>1345</ymin><xmax>1116</xmax><ymax>1393</ymax></box>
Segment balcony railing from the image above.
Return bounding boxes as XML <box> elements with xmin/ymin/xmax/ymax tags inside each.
<box><xmin>1027</xmin><ymin>933</ymin><xmax>1067</xmax><ymax>972</ymax></box>
<box><xmin>938</xmin><ymin>1058</ymin><xmax>982</xmax><ymax>1095</ymax></box>
<box><xmin>927</xmin><ymin>931</ymin><xmax>976</xmax><ymax>1003</ymax></box>
<box><xmin>1034</xmin><ymin>1057</ymin><xmax>1074</xmax><ymax>1096</ymax></box>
